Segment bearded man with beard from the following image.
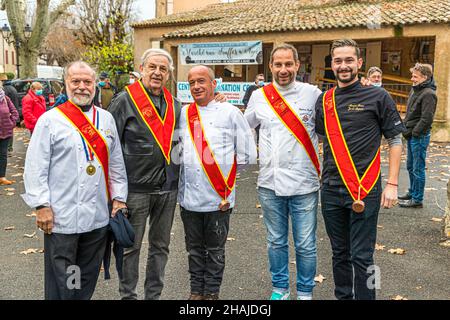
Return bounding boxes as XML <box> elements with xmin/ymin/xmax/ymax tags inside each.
<box><xmin>315</xmin><ymin>39</ymin><xmax>405</xmax><ymax>300</ymax></box>
<box><xmin>22</xmin><ymin>61</ymin><xmax>128</xmax><ymax>300</ymax></box>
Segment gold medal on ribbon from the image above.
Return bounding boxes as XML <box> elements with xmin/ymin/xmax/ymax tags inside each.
<box><xmin>352</xmin><ymin>186</ymin><xmax>365</xmax><ymax>214</ymax></box>
<box><xmin>86</xmin><ymin>164</ymin><xmax>96</xmax><ymax>176</ymax></box>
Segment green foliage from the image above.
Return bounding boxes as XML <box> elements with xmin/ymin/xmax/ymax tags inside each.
<box><xmin>83</xmin><ymin>41</ymin><xmax>134</xmax><ymax>84</ymax></box>
<box><xmin>6</xmin><ymin>72</ymin><xmax>15</xmax><ymax>80</ymax></box>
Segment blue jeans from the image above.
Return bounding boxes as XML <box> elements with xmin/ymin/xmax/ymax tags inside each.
<box><xmin>407</xmin><ymin>133</ymin><xmax>431</xmax><ymax>203</ymax></box>
<box><xmin>258</xmin><ymin>187</ymin><xmax>318</xmax><ymax>294</ymax></box>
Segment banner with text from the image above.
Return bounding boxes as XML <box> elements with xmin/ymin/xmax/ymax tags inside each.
<box><xmin>179</xmin><ymin>41</ymin><xmax>263</xmax><ymax>65</ymax></box>
<box><xmin>177</xmin><ymin>82</ymin><xmax>254</xmax><ymax>106</ymax></box>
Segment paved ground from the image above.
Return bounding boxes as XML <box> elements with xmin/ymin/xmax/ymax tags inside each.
<box><xmin>0</xmin><ymin>128</ymin><xmax>449</xmax><ymax>300</ymax></box>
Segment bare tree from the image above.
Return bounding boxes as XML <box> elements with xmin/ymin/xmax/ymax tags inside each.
<box><xmin>75</xmin><ymin>0</ymin><xmax>135</xmax><ymax>47</ymax></box>
<box><xmin>1</xmin><ymin>0</ymin><xmax>76</xmax><ymax>77</ymax></box>
<box><xmin>40</xmin><ymin>14</ymin><xmax>85</xmax><ymax>66</ymax></box>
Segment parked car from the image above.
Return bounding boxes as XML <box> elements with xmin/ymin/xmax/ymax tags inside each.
<box><xmin>10</xmin><ymin>78</ymin><xmax>64</xmax><ymax>120</ymax></box>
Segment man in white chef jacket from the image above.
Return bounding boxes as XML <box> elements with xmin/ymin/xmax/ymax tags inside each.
<box><xmin>178</xmin><ymin>65</ymin><xmax>257</xmax><ymax>300</ymax></box>
<box><xmin>244</xmin><ymin>44</ymin><xmax>322</xmax><ymax>301</ymax></box>
<box><xmin>22</xmin><ymin>61</ymin><xmax>128</xmax><ymax>300</ymax></box>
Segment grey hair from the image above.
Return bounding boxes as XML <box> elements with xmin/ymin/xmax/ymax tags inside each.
<box><xmin>331</xmin><ymin>39</ymin><xmax>361</xmax><ymax>59</ymax></box>
<box><xmin>270</xmin><ymin>43</ymin><xmax>299</xmax><ymax>64</ymax></box>
<box><xmin>63</xmin><ymin>61</ymin><xmax>96</xmax><ymax>81</ymax></box>
<box><xmin>140</xmin><ymin>48</ymin><xmax>175</xmax><ymax>73</ymax></box>
<box><xmin>367</xmin><ymin>66</ymin><xmax>382</xmax><ymax>77</ymax></box>
<box><xmin>410</xmin><ymin>63</ymin><xmax>433</xmax><ymax>79</ymax></box>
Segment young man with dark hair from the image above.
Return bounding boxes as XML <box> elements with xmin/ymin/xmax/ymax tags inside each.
<box><xmin>315</xmin><ymin>39</ymin><xmax>405</xmax><ymax>300</ymax></box>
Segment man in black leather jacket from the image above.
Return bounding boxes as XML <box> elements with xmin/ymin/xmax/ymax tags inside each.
<box><xmin>399</xmin><ymin>63</ymin><xmax>437</xmax><ymax>208</ymax></box>
<box><xmin>109</xmin><ymin>48</ymin><xmax>182</xmax><ymax>300</ymax></box>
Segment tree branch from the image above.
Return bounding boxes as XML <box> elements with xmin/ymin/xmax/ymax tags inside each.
<box><xmin>50</xmin><ymin>0</ymin><xmax>76</xmax><ymax>22</ymax></box>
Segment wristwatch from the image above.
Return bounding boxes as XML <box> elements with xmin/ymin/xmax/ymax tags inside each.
<box><xmin>36</xmin><ymin>204</ymin><xmax>50</xmax><ymax>210</ymax></box>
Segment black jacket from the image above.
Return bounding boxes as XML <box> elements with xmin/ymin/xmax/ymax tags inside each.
<box><xmin>109</xmin><ymin>86</ymin><xmax>182</xmax><ymax>193</ymax></box>
<box><xmin>403</xmin><ymin>79</ymin><xmax>437</xmax><ymax>139</ymax></box>
<box><xmin>242</xmin><ymin>84</ymin><xmax>260</xmax><ymax>107</ymax></box>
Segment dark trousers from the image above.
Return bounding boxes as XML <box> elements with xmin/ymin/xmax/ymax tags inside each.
<box><xmin>321</xmin><ymin>182</ymin><xmax>381</xmax><ymax>300</ymax></box>
<box><xmin>181</xmin><ymin>207</ymin><xmax>231</xmax><ymax>296</ymax></box>
<box><xmin>0</xmin><ymin>137</ymin><xmax>11</xmax><ymax>177</ymax></box>
<box><xmin>8</xmin><ymin>134</ymin><xmax>13</xmax><ymax>152</ymax></box>
<box><xmin>119</xmin><ymin>190</ymin><xmax>177</xmax><ymax>300</ymax></box>
<box><xmin>44</xmin><ymin>226</ymin><xmax>108</xmax><ymax>300</ymax></box>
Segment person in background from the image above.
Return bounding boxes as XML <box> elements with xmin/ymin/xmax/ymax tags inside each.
<box><xmin>399</xmin><ymin>63</ymin><xmax>437</xmax><ymax>208</ymax></box>
<box><xmin>22</xmin><ymin>82</ymin><xmax>46</xmax><ymax>135</ymax></box>
<box><xmin>0</xmin><ymin>74</ymin><xmax>19</xmax><ymax>156</ymax></box>
<box><xmin>53</xmin><ymin>85</ymin><xmax>68</xmax><ymax>108</ymax></box>
<box><xmin>0</xmin><ymin>85</ymin><xmax>19</xmax><ymax>185</ymax></box>
<box><xmin>129</xmin><ymin>71</ymin><xmax>141</xmax><ymax>84</ymax></box>
<box><xmin>366</xmin><ymin>67</ymin><xmax>383</xmax><ymax>87</ymax></box>
<box><xmin>94</xmin><ymin>71</ymin><xmax>117</xmax><ymax>110</ymax></box>
<box><xmin>243</xmin><ymin>74</ymin><xmax>265</xmax><ymax>108</ymax></box>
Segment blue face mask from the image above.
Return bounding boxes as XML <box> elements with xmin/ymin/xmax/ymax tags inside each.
<box><xmin>258</xmin><ymin>81</ymin><xmax>265</xmax><ymax>87</ymax></box>
<box><xmin>372</xmin><ymin>82</ymin><xmax>382</xmax><ymax>87</ymax></box>
<box><xmin>35</xmin><ymin>89</ymin><xmax>43</xmax><ymax>96</ymax></box>
<box><xmin>98</xmin><ymin>81</ymin><xmax>106</xmax><ymax>88</ymax></box>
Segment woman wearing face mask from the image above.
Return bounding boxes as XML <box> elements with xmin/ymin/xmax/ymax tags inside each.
<box><xmin>22</xmin><ymin>82</ymin><xmax>46</xmax><ymax>135</ymax></box>
<box><xmin>0</xmin><ymin>85</ymin><xmax>19</xmax><ymax>185</ymax></box>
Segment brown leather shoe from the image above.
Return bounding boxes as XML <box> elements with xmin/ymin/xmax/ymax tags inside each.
<box><xmin>188</xmin><ymin>293</ymin><xmax>204</xmax><ymax>300</ymax></box>
<box><xmin>204</xmin><ymin>293</ymin><xmax>219</xmax><ymax>300</ymax></box>
<box><xmin>0</xmin><ymin>178</ymin><xmax>14</xmax><ymax>185</ymax></box>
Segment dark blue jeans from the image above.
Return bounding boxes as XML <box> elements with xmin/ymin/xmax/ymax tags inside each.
<box><xmin>406</xmin><ymin>133</ymin><xmax>431</xmax><ymax>203</ymax></box>
<box><xmin>0</xmin><ymin>137</ymin><xmax>11</xmax><ymax>177</ymax></box>
<box><xmin>321</xmin><ymin>182</ymin><xmax>381</xmax><ymax>300</ymax></box>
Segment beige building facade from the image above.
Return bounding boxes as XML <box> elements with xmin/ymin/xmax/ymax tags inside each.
<box><xmin>134</xmin><ymin>0</ymin><xmax>450</xmax><ymax>141</ymax></box>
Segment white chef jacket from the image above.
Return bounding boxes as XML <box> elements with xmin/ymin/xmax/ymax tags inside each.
<box><xmin>245</xmin><ymin>81</ymin><xmax>322</xmax><ymax>196</ymax></box>
<box><xmin>178</xmin><ymin>100</ymin><xmax>257</xmax><ymax>212</ymax></box>
<box><xmin>22</xmin><ymin>106</ymin><xmax>128</xmax><ymax>234</ymax></box>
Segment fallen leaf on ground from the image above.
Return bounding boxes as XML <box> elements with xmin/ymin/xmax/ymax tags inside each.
<box><xmin>416</xmin><ymin>286</ymin><xmax>423</xmax><ymax>290</ymax></box>
<box><xmin>431</xmin><ymin>217</ymin><xmax>443</xmax><ymax>222</ymax></box>
<box><xmin>391</xmin><ymin>295</ymin><xmax>408</xmax><ymax>300</ymax></box>
<box><xmin>375</xmin><ymin>243</ymin><xmax>385</xmax><ymax>251</ymax></box>
<box><xmin>227</xmin><ymin>237</ymin><xmax>236</xmax><ymax>241</ymax></box>
<box><xmin>388</xmin><ymin>248</ymin><xmax>406</xmax><ymax>255</ymax></box>
<box><xmin>4</xmin><ymin>188</ymin><xmax>15</xmax><ymax>192</ymax></box>
<box><xmin>26</xmin><ymin>212</ymin><xmax>37</xmax><ymax>217</ymax></box>
<box><xmin>290</xmin><ymin>261</ymin><xmax>296</xmax><ymax>265</ymax></box>
<box><xmin>20</xmin><ymin>248</ymin><xmax>39</xmax><ymax>255</ymax></box>
<box><xmin>6</xmin><ymin>192</ymin><xmax>14</xmax><ymax>196</ymax></box>
<box><xmin>24</xmin><ymin>232</ymin><xmax>37</xmax><ymax>238</ymax></box>
<box><xmin>255</xmin><ymin>204</ymin><xmax>262</xmax><ymax>209</ymax></box>
<box><xmin>377</xmin><ymin>225</ymin><xmax>384</xmax><ymax>229</ymax></box>
<box><xmin>314</xmin><ymin>274</ymin><xmax>326</xmax><ymax>283</ymax></box>
<box><xmin>11</xmin><ymin>173</ymin><xmax>23</xmax><ymax>177</ymax></box>
<box><xmin>4</xmin><ymin>226</ymin><xmax>15</xmax><ymax>231</ymax></box>
<box><xmin>425</xmin><ymin>188</ymin><xmax>437</xmax><ymax>191</ymax></box>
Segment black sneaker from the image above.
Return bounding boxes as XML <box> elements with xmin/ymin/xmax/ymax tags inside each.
<box><xmin>398</xmin><ymin>193</ymin><xmax>412</xmax><ymax>201</ymax></box>
<box><xmin>399</xmin><ymin>199</ymin><xmax>423</xmax><ymax>208</ymax></box>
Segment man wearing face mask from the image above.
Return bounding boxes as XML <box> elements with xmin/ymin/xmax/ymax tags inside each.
<box><xmin>315</xmin><ymin>39</ymin><xmax>405</xmax><ymax>300</ymax></box>
<box><xmin>129</xmin><ymin>71</ymin><xmax>141</xmax><ymax>84</ymax></box>
<box><xmin>94</xmin><ymin>71</ymin><xmax>118</xmax><ymax>110</ymax></box>
<box><xmin>22</xmin><ymin>61</ymin><xmax>128</xmax><ymax>300</ymax></box>
<box><xmin>243</xmin><ymin>73</ymin><xmax>265</xmax><ymax>108</ymax></box>
<box><xmin>366</xmin><ymin>66</ymin><xmax>383</xmax><ymax>87</ymax></box>
<box><xmin>245</xmin><ymin>44</ymin><xmax>322</xmax><ymax>301</ymax></box>
<box><xmin>22</xmin><ymin>82</ymin><xmax>46</xmax><ymax>135</ymax></box>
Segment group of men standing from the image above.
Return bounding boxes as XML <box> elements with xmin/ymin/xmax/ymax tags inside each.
<box><xmin>22</xmin><ymin>37</ymin><xmax>435</xmax><ymax>301</ymax></box>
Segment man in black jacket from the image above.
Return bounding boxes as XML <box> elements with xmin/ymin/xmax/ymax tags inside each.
<box><xmin>242</xmin><ymin>73</ymin><xmax>265</xmax><ymax>108</ymax></box>
<box><xmin>109</xmin><ymin>48</ymin><xmax>182</xmax><ymax>300</ymax></box>
<box><xmin>399</xmin><ymin>63</ymin><xmax>437</xmax><ymax>208</ymax></box>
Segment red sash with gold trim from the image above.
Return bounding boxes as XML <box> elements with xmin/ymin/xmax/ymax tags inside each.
<box><xmin>262</xmin><ymin>83</ymin><xmax>320</xmax><ymax>176</ymax></box>
<box><xmin>323</xmin><ymin>87</ymin><xmax>381</xmax><ymax>201</ymax></box>
<box><xmin>126</xmin><ymin>81</ymin><xmax>175</xmax><ymax>164</ymax></box>
<box><xmin>187</xmin><ymin>103</ymin><xmax>237</xmax><ymax>201</ymax></box>
<box><xmin>57</xmin><ymin>101</ymin><xmax>110</xmax><ymax>199</ymax></box>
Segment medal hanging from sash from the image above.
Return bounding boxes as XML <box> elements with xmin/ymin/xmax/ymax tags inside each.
<box><xmin>187</xmin><ymin>103</ymin><xmax>237</xmax><ymax>212</ymax></box>
<box><xmin>79</xmin><ymin>107</ymin><xmax>99</xmax><ymax>176</ymax></box>
<box><xmin>262</xmin><ymin>84</ymin><xmax>321</xmax><ymax>176</ymax></box>
<box><xmin>126</xmin><ymin>81</ymin><xmax>175</xmax><ymax>164</ymax></box>
<box><xmin>56</xmin><ymin>101</ymin><xmax>111</xmax><ymax>200</ymax></box>
<box><xmin>323</xmin><ymin>87</ymin><xmax>381</xmax><ymax>213</ymax></box>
